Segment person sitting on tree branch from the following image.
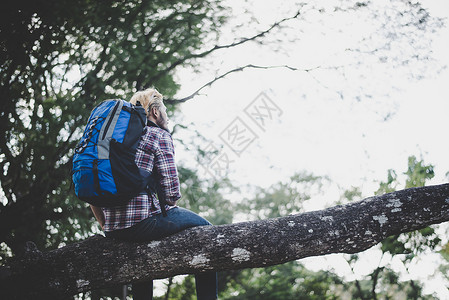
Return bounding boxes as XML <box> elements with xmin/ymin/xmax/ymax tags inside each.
<box><xmin>90</xmin><ymin>88</ymin><xmax>217</xmax><ymax>300</ymax></box>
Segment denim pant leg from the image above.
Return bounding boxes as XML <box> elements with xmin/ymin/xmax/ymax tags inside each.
<box><xmin>105</xmin><ymin>207</ymin><xmax>218</xmax><ymax>300</ymax></box>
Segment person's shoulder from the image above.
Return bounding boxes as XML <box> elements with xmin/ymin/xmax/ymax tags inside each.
<box><xmin>145</xmin><ymin>126</ymin><xmax>172</xmax><ymax>141</ymax></box>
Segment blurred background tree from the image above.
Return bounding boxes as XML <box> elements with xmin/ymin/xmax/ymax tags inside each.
<box><xmin>158</xmin><ymin>157</ymin><xmax>446</xmax><ymax>299</ymax></box>
<box><xmin>1</xmin><ymin>0</ymin><xmax>447</xmax><ymax>299</ymax></box>
<box><xmin>341</xmin><ymin>156</ymin><xmax>442</xmax><ymax>299</ymax></box>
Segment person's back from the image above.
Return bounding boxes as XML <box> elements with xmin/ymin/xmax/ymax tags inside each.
<box><xmin>90</xmin><ymin>88</ymin><xmax>217</xmax><ymax>300</ymax></box>
<box><xmin>102</xmin><ymin>123</ymin><xmax>180</xmax><ymax>232</ymax></box>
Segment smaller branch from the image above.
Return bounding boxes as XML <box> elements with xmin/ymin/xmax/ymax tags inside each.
<box><xmin>164</xmin><ymin>64</ymin><xmax>318</xmax><ymax>104</ymax></box>
<box><xmin>209</xmin><ymin>10</ymin><xmax>302</xmax><ymax>52</ymax></box>
<box><xmin>150</xmin><ymin>9</ymin><xmax>303</xmax><ymax>84</ymax></box>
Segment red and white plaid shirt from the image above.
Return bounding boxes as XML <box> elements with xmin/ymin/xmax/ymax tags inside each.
<box><xmin>102</xmin><ymin>122</ymin><xmax>181</xmax><ymax>231</ymax></box>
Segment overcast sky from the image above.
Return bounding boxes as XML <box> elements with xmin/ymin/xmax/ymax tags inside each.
<box><xmin>173</xmin><ymin>0</ymin><xmax>448</xmax><ymax>193</ymax></box>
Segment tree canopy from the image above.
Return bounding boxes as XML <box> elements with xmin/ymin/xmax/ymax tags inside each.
<box><xmin>0</xmin><ymin>0</ymin><xmax>228</xmax><ymax>257</ymax></box>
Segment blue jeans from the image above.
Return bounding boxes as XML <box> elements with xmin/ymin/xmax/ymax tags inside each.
<box><xmin>105</xmin><ymin>207</ymin><xmax>218</xmax><ymax>300</ymax></box>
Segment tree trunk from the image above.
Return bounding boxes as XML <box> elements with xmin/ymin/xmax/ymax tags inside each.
<box><xmin>1</xmin><ymin>184</ymin><xmax>449</xmax><ymax>299</ymax></box>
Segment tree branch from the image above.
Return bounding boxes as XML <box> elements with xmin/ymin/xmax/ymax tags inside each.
<box><xmin>2</xmin><ymin>184</ymin><xmax>449</xmax><ymax>299</ymax></box>
<box><xmin>164</xmin><ymin>63</ymin><xmax>317</xmax><ymax>104</ymax></box>
<box><xmin>149</xmin><ymin>9</ymin><xmax>303</xmax><ymax>85</ymax></box>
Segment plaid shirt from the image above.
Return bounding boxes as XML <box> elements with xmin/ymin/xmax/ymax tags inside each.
<box><xmin>102</xmin><ymin>122</ymin><xmax>181</xmax><ymax>231</ymax></box>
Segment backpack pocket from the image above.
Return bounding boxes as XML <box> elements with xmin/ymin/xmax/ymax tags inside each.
<box><xmin>72</xmin><ymin>167</ymin><xmax>96</xmax><ymax>199</ymax></box>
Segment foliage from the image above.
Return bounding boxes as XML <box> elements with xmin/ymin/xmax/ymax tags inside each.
<box><xmin>438</xmin><ymin>228</ymin><xmax>449</xmax><ymax>291</ymax></box>
<box><xmin>178</xmin><ymin>166</ymin><xmax>236</xmax><ymax>226</ymax></box>
<box><xmin>379</xmin><ymin>156</ymin><xmax>439</xmax><ymax>264</ymax></box>
<box><xmin>0</xmin><ymin>0</ymin><xmax>228</xmax><ymax>260</ymax></box>
<box><xmin>404</xmin><ymin>156</ymin><xmax>435</xmax><ymax>189</ymax></box>
<box><xmin>219</xmin><ymin>262</ymin><xmax>344</xmax><ymax>300</ymax></box>
<box><xmin>238</xmin><ymin>172</ymin><xmax>327</xmax><ymax>220</ymax></box>
<box><xmin>345</xmin><ymin>267</ymin><xmax>435</xmax><ymax>300</ymax></box>
<box><xmin>154</xmin><ymin>275</ymin><xmax>196</xmax><ymax>300</ymax></box>
<box><xmin>343</xmin><ymin>156</ymin><xmax>441</xmax><ymax>299</ymax></box>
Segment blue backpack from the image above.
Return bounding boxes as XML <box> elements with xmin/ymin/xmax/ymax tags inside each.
<box><xmin>72</xmin><ymin>99</ymin><xmax>151</xmax><ymax>207</ymax></box>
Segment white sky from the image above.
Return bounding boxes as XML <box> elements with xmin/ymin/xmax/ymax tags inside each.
<box><xmin>166</xmin><ymin>0</ymin><xmax>449</xmax><ymax>297</ymax></box>
<box><xmin>174</xmin><ymin>0</ymin><xmax>449</xmax><ymax>194</ymax></box>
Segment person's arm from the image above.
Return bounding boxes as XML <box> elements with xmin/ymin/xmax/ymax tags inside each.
<box><xmin>90</xmin><ymin>205</ymin><xmax>105</xmax><ymax>230</ymax></box>
<box><xmin>155</xmin><ymin>132</ymin><xmax>182</xmax><ymax>206</ymax></box>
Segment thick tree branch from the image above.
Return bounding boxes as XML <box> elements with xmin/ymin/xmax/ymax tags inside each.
<box><xmin>1</xmin><ymin>184</ymin><xmax>449</xmax><ymax>299</ymax></box>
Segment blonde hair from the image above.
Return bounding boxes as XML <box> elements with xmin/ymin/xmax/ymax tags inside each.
<box><xmin>129</xmin><ymin>88</ymin><xmax>164</xmax><ymax>118</ymax></box>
